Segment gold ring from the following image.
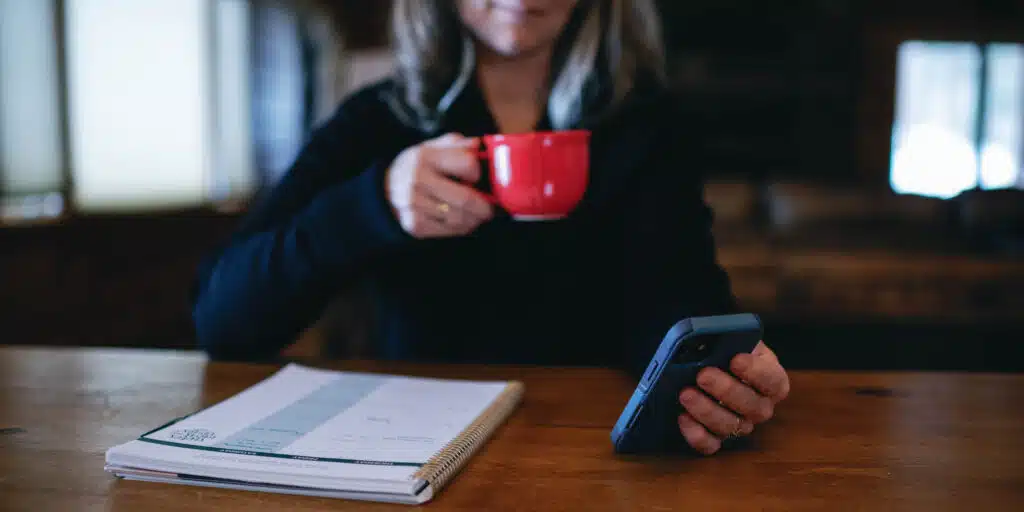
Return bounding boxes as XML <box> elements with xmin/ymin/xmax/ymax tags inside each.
<box><xmin>728</xmin><ymin>424</ymin><xmax>744</xmax><ymax>439</ymax></box>
<box><xmin>437</xmin><ymin>202</ymin><xmax>450</xmax><ymax>214</ymax></box>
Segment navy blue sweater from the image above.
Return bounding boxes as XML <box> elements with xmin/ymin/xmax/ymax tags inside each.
<box><xmin>191</xmin><ymin>77</ymin><xmax>736</xmax><ymax>376</ymax></box>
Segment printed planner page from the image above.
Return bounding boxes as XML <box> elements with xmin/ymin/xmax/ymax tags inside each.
<box><xmin>141</xmin><ymin>365</ymin><xmax>508</xmax><ymax>466</ymax></box>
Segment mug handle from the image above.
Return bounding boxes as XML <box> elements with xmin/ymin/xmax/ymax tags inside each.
<box><xmin>475</xmin><ymin>149</ymin><xmax>498</xmax><ymax>205</ymax></box>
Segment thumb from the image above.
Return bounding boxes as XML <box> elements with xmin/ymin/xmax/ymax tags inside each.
<box><xmin>420</xmin><ymin>144</ymin><xmax>481</xmax><ymax>183</ymax></box>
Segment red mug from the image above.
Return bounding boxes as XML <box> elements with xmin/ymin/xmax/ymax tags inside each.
<box><xmin>477</xmin><ymin>130</ymin><xmax>590</xmax><ymax>220</ymax></box>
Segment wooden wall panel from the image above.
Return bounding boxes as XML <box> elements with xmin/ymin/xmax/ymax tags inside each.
<box><xmin>1</xmin><ymin>213</ymin><xmax>240</xmax><ymax>348</ymax></box>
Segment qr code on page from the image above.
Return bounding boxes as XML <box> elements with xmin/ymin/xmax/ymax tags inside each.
<box><xmin>169</xmin><ymin>428</ymin><xmax>217</xmax><ymax>443</ymax></box>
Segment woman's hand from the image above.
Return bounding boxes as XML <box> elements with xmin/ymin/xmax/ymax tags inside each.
<box><xmin>677</xmin><ymin>341</ymin><xmax>790</xmax><ymax>455</ymax></box>
<box><xmin>385</xmin><ymin>133</ymin><xmax>495</xmax><ymax>238</ymax></box>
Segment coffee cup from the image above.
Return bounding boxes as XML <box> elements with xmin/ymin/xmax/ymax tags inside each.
<box><xmin>476</xmin><ymin>130</ymin><xmax>590</xmax><ymax>220</ymax></box>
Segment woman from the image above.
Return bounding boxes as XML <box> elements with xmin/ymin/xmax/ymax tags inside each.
<box><xmin>192</xmin><ymin>0</ymin><xmax>790</xmax><ymax>456</ymax></box>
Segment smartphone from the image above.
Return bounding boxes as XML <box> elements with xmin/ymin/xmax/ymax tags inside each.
<box><xmin>611</xmin><ymin>313</ymin><xmax>763</xmax><ymax>454</ymax></box>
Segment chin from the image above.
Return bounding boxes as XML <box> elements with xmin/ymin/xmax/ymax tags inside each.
<box><xmin>458</xmin><ymin>0</ymin><xmax>577</xmax><ymax>59</ymax></box>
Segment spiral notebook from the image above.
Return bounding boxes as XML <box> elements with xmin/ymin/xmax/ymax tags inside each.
<box><xmin>104</xmin><ymin>364</ymin><xmax>524</xmax><ymax>504</ymax></box>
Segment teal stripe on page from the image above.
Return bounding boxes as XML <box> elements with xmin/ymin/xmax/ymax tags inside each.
<box><xmin>139</xmin><ymin>373</ymin><xmax>424</xmax><ymax>466</ymax></box>
<box><xmin>136</xmin><ymin>437</ymin><xmax>423</xmax><ymax>467</ymax></box>
<box><xmin>212</xmin><ymin>373</ymin><xmax>386</xmax><ymax>453</ymax></box>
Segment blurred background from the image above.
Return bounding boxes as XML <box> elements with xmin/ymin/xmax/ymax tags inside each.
<box><xmin>1</xmin><ymin>0</ymin><xmax>1021</xmax><ymax>371</ymax></box>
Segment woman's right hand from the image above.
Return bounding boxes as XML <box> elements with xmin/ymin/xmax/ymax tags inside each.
<box><xmin>385</xmin><ymin>133</ymin><xmax>495</xmax><ymax>238</ymax></box>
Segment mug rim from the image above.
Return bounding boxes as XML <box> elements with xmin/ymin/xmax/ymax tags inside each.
<box><xmin>483</xmin><ymin>129</ymin><xmax>590</xmax><ymax>145</ymax></box>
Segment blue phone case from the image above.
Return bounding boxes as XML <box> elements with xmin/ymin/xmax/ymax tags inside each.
<box><xmin>611</xmin><ymin>313</ymin><xmax>763</xmax><ymax>454</ymax></box>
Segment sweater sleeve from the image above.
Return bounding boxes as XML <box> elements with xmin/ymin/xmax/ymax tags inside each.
<box><xmin>191</xmin><ymin>88</ymin><xmax>412</xmax><ymax>361</ymax></box>
<box><xmin>618</xmin><ymin>110</ymin><xmax>738</xmax><ymax>379</ymax></box>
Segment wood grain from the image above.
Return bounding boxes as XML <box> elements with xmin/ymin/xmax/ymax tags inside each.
<box><xmin>1</xmin><ymin>347</ymin><xmax>1022</xmax><ymax>511</ymax></box>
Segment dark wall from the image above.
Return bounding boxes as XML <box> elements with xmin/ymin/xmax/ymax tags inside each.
<box><xmin>0</xmin><ymin>212</ymin><xmax>238</xmax><ymax>350</ymax></box>
<box><xmin>660</xmin><ymin>0</ymin><xmax>862</xmax><ymax>183</ymax></box>
<box><xmin>658</xmin><ymin>0</ymin><xmax>1024</xmax><ymax>185</ymax></box>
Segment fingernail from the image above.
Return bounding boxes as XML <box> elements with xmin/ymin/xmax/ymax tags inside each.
<box><xmin>680</xmin><ymin>388</ymin><xmax>697</xmax><ymax>403</ymax></box>
<box><xmin>697</xmin><ymin>371</ymin><xmax>714</xmax><ymax>388</ymax></box>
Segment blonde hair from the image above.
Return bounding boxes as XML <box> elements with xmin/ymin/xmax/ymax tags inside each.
<box><xmin>389</xmin><ymin>0</ymin><xmax>666</xmax><ymax>132</ymax></box>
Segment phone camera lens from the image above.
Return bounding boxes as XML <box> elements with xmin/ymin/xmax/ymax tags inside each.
<box><xmin>675</xmin><ymin>336</ymin><xmax>718</xmax><ymax>364</ymax></box>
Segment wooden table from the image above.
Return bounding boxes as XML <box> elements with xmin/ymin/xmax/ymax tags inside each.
<box><xmin>1</xmin><ymin>347</ymin><xmax>1022</xmax><ymax>511</ymax></box>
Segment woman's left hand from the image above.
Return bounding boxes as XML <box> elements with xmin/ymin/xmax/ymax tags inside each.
<box><xmin>677</xmin><ymin>341</ymin><xmax>790</xmax><ymax>455</ymax></box>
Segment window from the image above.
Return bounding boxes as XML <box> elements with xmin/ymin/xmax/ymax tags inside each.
<box><xmin>982</xmin><ymin>44</ymin><xmax>1024</xmax><ymax>190</ymax></box>
<box><xmin>251</xmin><ymin>1</ymin><xmax>306</xmax><ymax>186</ymax></box>
<box><xmin>66</xmin><ymin>0</ymin><xmax>218</xmax><ymax>211</ymax></box>
<box><xmin>891</xmin><ymin>41</ymin><xmax>1024</xmax><ymax>199</ymax></box>
<box><xmin>0</xmin><ymin>0</ymin><xmax>310</xmax><ymax>220</ymax></box>
<box><xmin>0</xmin><ymin>0</ymin><xmax>65</xmax><ymax>219</ymax></box>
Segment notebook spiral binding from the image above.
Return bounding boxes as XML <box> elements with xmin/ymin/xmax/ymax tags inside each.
<box><xmin>413</xmin><ymin>381</ymin><xmax>525</xmax><ymax>492</ymax></box>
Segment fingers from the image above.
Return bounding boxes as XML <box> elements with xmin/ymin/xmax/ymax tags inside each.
<box><xmin>680</xmin><ymin>387</ymin><xmax>754</xmax><ymax>439</ymax></box>
<box><xmin>677</xmin><ymin>412</ymin><xmax>722</xmax><ymax>456</ymax></box>
<box><xmin>420</xmin><ymin>137</ymin><xmax>482</xmax><ymax>183</ymax></box>
<box><xmin>411</xmin><ymin>190</ymin><xmax>479</xmax><ymax>236</ymax></box>
<box><xmin>416</xmin><ymin>133</ymin><xmax>492</xmax><ymax>221</ymax></box>
<box><xmin>731</xmin><ymin>345</ymin><xmax>791</xmax><ymax>403</ymax></box>
<box><xmin>679</xmin><ymin>341</ymin><xmax>789</xmax><ymax>454</ymax></box>
<box><xmin>387</xmin><ymin>133</ymin><xmax>494</xmax><ymax>239</ymax></box>
<box><xmin>408</xmin><ymin>192</ymin><xmax>446</xmax><ymax>223</ymax></box>
<box><xmin>397</xmin><ymin>185</ymin><xmax>472</xmax><ymax>239</ymax></box>
<box><xmin>752</xmin><ymin>340</ymin><xmax>776</xmax><ymax>359</ymax></box>
<box><xmin>696</xmin><ymin>367</ymin><xmax>774</xmax><ymax>424</ymax></box>
<box><xmin>420</xmin><ymin>170</ymin><xmax>494</xmax><ymax>221</ymax></box>
<box><xmin>395</xmin><ymin>204</ymin><xmax>449</xmax><ymax>238</ymax></box>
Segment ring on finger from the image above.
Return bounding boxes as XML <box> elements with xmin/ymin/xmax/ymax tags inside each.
<box><xmin>729</xmin><ymin>424</ymin><xmax>744</xmax><ymax>438</ymax></box>
<box><xmin>711</xmin><ymin>399</ymin><xmax>739</xmax><ymax>436</ymax></box>
<box><xmin>436</xmin><ymin>201</ymin><xmax>454</xmax><ymax>224</ymax></box>
<box><xmin>724</xmin><ymin>420</ymin><xmax>746</xmax><ymax>440</ymax></box>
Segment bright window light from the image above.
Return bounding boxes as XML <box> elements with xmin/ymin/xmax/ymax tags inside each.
<box><xmin>213</xmin><ymin>0</ymin><xmax>257</xmax><ymax>201</ymax></box>
<box><xmin>891</xmin><ymin>41</ymin><xmax>1023</xmax><ymax>198</ymax></box>
<box><xmin>980</xmin><ymin>44</ymin><xmax>1023</xmax><ymax>190</ymax></box>
<box><xmin>0</xmin><ymin>0</ymin><xmax>65</xmax><ymax>197</ymax></box>
<box><xmin>65</xmin><ymin>0</ymin><xmax>213</xmax><ymax>212</ymax></box>
<box><xmin>890</xmin><ymin>41</ymin><xmax>982</xmax><ymax>199</ymax></box>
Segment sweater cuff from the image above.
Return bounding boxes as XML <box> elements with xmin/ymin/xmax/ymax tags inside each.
<box><xmin>296</xmin><ymin>163</ymin><xmax>412</xmax><ymax>278</ymax></box>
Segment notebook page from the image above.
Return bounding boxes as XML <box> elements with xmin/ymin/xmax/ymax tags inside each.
<box><xmin>135</xmin><ymin>364</ymin><xmax>508</xmax><ymax>471</ymax></box>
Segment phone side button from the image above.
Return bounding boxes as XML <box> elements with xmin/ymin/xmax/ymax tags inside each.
<box><xmin>626</xmin><ymin>404</ymin><xmax>645</xmax><ymax>430</ymax></box>
<box><xmin>644</xmin><ymin>361</ymin><xmax>660</xmax><ymax>385</ymax></box>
